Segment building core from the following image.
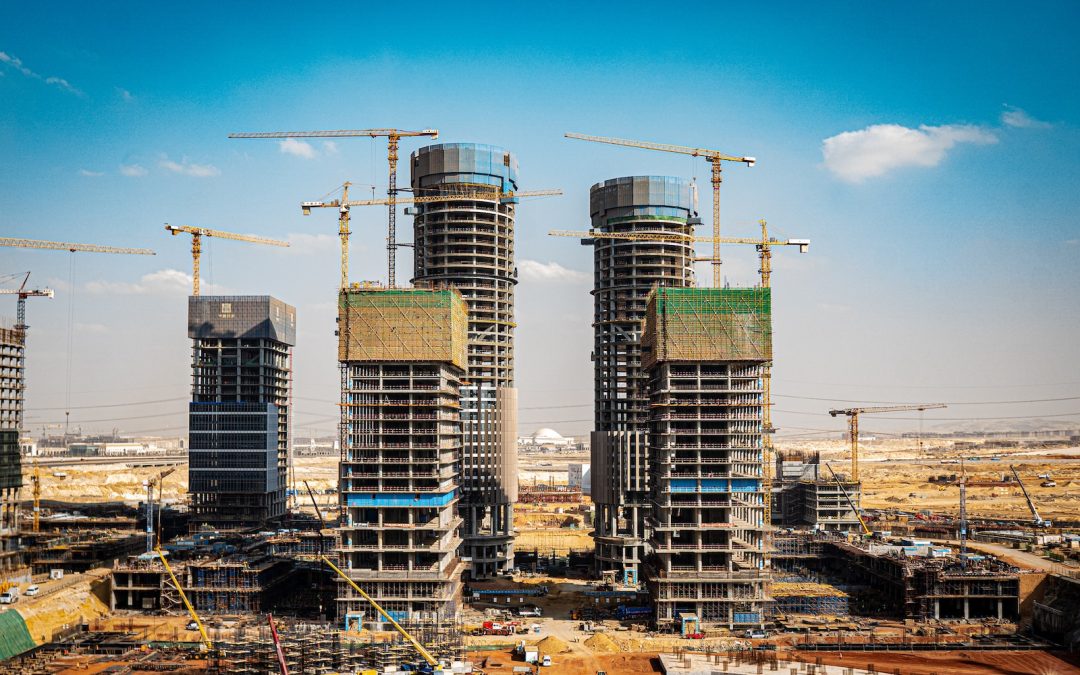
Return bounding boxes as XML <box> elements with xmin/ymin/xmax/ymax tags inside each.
<box><xmin>411</xmin><ymin>143</ymin><xmax>519</xmax><ymax>579</ymax></box>
<box><xmin>587</xmin><ymin>176</ymin><xmax>696</xmax><ymax>584</ymax></box>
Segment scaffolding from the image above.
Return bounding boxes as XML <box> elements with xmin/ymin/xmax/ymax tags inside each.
<box><xmin>771</xmin><ymin>581</ymin><xmax>849</xmax><ymax>616</ymax></box>
<box><xmin>338</xmin><ymin>287</ymin><xmax>468</xmax><ymax>368</ymax></box>
<box><xmin>643</xmin><ymin>287</ymin><xmax>772</xmax><ymax>368</ymax></box>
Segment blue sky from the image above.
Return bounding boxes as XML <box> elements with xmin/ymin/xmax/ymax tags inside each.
<box><xmin>2</xmin><ymin>2</ymin><xmax>1079</xmax><ymax>440</ymax></box>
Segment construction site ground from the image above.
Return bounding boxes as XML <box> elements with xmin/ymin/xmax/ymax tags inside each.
<box><xmin>29</xmin><ymin>441</ymin><xmax>1080</xmax><ymax>524</ymax></box>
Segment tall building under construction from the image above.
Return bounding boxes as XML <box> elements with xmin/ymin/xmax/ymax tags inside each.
<box><xmin>187</xmin><ymin>296</ymin><xmax>295</xmax><ymax>530</ymax></box>
<box><xmin>336</xmin><ymin>287</ymin><xmax>467</xmax><ymax>625</ymax></box>
<box><xmin>587</xmin><ymin>176</ymin><xmax>696</xmax><ymax>583</ymax></box>
<box><xmin>0</xmin><ymin>324</ymin><xmax>25</xmax><ymax>572</ymax></box>
<box><xmin>411</xmin><ymin>143</ymin><xmax>519</xmax><ymax>578</ymax></box>
<box><xmin>643</xmin><ymin>287</ymin><xmax>770</xmax><ymax>629</ymax></box>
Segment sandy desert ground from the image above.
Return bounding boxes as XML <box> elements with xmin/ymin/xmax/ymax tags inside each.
<box><xmin>27</xmin><ymin>439</ymin><xmax>1080</xmax><ymax>524</ymax></box>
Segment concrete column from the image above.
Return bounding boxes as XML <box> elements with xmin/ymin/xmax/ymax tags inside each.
<box><xmin>934</xmin><ymin>600</ymin><xmax>940</xmax><ymax>620</ymax></box>
<box><xmin>964</xmin><ymin>597</ymin><xmax>970</xmax><ymax>620</ymax></box>
<box><xmin>997</xmin><ymin>600</ymin><xmax>1003</xmax><ymax>620</ymax></box>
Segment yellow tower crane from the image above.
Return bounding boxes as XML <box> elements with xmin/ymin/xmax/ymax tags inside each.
<box><xmin>228</xmin><ymin>128</ymin><xmax>439</xmax><ymax>288</ymax></box>
<box><xmin>565</xmin><ymin>132</ymin><xmax>756</xmax><ymax>288</ymax></box>
<box><xmin>304</xmin><ymin>186</ymin><xmax>563</xmax><ymax>288</ymax></box>
<box><xmin>164</xmin><ymin>225</ymin><xmax>289</xmax><ymax>295</ymax></box>
<box><xmin>828</xmin><ymin>404</ymin><xmax>947</xmax><ymax>483</ymax></box>
<box><xmin>0</xmin><ymin>237</ymin><xmax>156</xmax><ymax>257</ymax></box>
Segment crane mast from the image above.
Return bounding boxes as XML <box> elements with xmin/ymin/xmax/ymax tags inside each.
<box><xmin>565</xmin><ymin>131</ymin><xmax>755</xmax><ymax>288</ymax></box>
<box><xmin>164</xmin><ymin>225</ymin><xmax>289</xmax><ymax>296</ymax></box>
<box><xmin>828</xmin><ymin>404</ymin><xmax>947</xmax><ymax>482</ymax></box>
<box><xmin>229</xmin><ymin>128</ymin><xmax>439</xmax><ymax>288</ymax></box>
<box><xmin>304</xmin><ymin>187</ymin><xmax>562</xmax><ymax>288</ymax></box>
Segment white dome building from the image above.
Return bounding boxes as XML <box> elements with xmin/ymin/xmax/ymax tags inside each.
<box><xmin>520</xmin><ymin>427</ymin><xmax>576</xmax><ymax>448</ymax></box>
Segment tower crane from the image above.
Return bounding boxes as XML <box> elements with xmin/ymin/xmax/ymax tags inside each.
<box><xmin>828</xmin><ymin>404</ymin><xmax>947</xmax><ymax>483</ymax></box>
<box><xmin>0</xmin><ymin>237</ymin><xmax>156</xmax><ymax>256</ymax></box>
<box><xmin>303</xmin><ymin>186</ymin><xmax>562</xmax><ymax>288</ymax></box>
<box><xmin>0</xmin><ymin>273</ymin><xmax>54</xmax><ymax>330</ymax></box>
<box><xmin>0</xmin><ymin>239</ymin><xmax>156</xmax><ymax>439</ymax></box>
<box><xmin>164</xmin><ymin>225</ymin><xmax>289</xmax><ymax>295</ymax></box>
<box><xmin>229</xmin><ymin>128</ymin><xmax>439</xmax><ymax>288</ymax></box>
<box><xmin>565</xmin><ymin>131</ymin><xmax>755</xmax><ymax>288</ymax></box>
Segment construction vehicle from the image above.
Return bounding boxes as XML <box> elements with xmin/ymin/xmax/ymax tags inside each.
<box><xmin>230</xmin><ymin>128</ymin><xmax>439</xmax><ymax>288</ymax></box>
<box><xmin>303</xmin><ymin>184</ymin><xmax>562</xmax><ymax>289</ymax></box>
<box><xmin>823</xmin><ymin>463</ymin><xmax>872</xmax><ymax>536</ymax></box>
<box><xmin>828</xmin><ymin>404</ymin><xmax>947</xmax><ymax>482</ymax></box>
<box><xmin>1011</xmin><ymin>465</ymin><xmax>1052</xmax><ymax>528</ymax></box>
<box><xmin>321</xmin><ymin>555</ymin><xmax>443</xmax><ymax>672</ymax></box>
<box><xmin>164</xmin><ymin>224</ymin><xmax>288</xmax><ymax>295</ymax></box>
<box><xmin>565</xmin><ymin>131</ymin><xmax>756</xmax><ymax>288</ymax></box>
<box><xmin>0</xmin><ymin>272</ymin><xmax>53</xmax><ymax>330</ymax></box>
<box><xmin>154</xmin><ymin>547</ymin><xmax>212</xmax><ymax>651</ymax></box>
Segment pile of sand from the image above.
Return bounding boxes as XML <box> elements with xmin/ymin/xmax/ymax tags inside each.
<box><xmin>537</xmin><ymin>635</ymin><xmax>570</xmax><ymax>654</ymax></box>
<box><xmin>584</xmin><ymin>632</ymin><xmax>621</xmax><ymax>653</ymax></box>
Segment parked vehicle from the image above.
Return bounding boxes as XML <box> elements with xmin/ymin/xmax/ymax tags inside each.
<box><xmin>744</xmin><ymin>629</ymin><xmax>768</xmax><ymax>639</ymax></box>
<box><xmin>0</xmin><ymin>591</ymin><xmax>18</xmax><ymax>604</ymax></box>
<box><xmin>23</xmin><ymin>585</ymin><xmax>39</xmax><ymax>597</ymax></box>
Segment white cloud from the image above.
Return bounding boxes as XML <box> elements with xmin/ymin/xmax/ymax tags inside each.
<box><xmin>0</xmin><ymin>50</ymin><xmax>83</xmax><ymax>95</ymax></box>
<box><xmin>323</xmin><ymin>141</ymin><xmax>339</xmax><ymax>154</ymax></box>
<box><xmin>278</xmin><ymin>138</ymin><xmax>317</xmax><ymax>159</ymax></box>
<box><xmin>116</xmin><ymin>87</ymin><xmax>133</xmax><ymax>102</ymax></box>
<box><xmin>1001</xmin><ymin>105</ymin><xmax>1052</xmax><ymax>129</ymax></box>
<box><xmin>119</xmin><ymin>163</ymin><xmax>147</xmax><ymax>177</ymax></box>
<box><xmin>159</xmin><ymin>156</ymin><xmax>221</xmax><ymax>177</ymax></box>
<box><xmin>1066</xmin><ymin>239</ymin><xmax>1079</xmax><ymax>246</ymax></box>
<box><xmin>78</xmin><ymin>169</ymin><xmax>104</xmax><ymax>177</ymax></box>
<box><xmin>518</xmin><ymin>259</ymin><xmax>589</xmax><ymax>283</ymax></box>
<box><xmin>0</xmin><ymin>50</ymin><xmax>35</xmax><ymax>77</ymax></box>
<box><xmin>286</xmin><ymin>232</ymin><xmax>338</xmax><ymax>254</ymax></box>
<box><xmin>821</xmin><ymin>123</ymin><xmax>998</xmax><ymax>183</ymax></box>
<box><xmin>44</xmin><ymin>75</ymin><xmax>80</xmax><ymax>95</ymax></box>
<box><xmin>83</xmin><ymin>269</ymin><xmax>226</xmax><ymax>296</ymax></box>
